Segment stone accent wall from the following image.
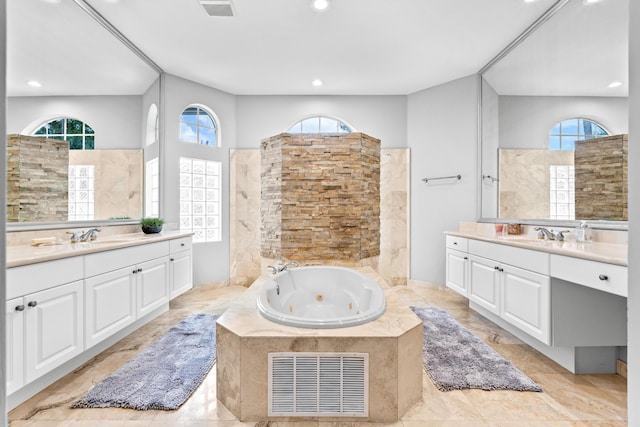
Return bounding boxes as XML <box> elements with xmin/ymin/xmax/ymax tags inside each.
<box><xmin>261</xmin><ymin>133</ymin><xmax>380</xmax><ymax>262</ymax></box>
<box><xmin>7</xmin><ymin>134</ymin><xmax>69</xmax><ymax>222</ymax></box>
<box><xmin>575</xmin><ymin>134</ymin><xmax>628</xmax><ymax>220</ymax></box>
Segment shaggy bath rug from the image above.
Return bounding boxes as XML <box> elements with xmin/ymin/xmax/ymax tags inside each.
<box><xmin>73</xmin><ymin>313</ymin><xmax>220</xmax><ymax>410</ymax></box>
<box><xmin>410</xmin><ymin>306</ymin><xmax>542</xmax><ymax>392</ymax></box>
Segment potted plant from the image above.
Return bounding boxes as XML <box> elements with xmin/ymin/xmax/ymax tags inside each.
<box><xmin>140</xmin><ymin>217</ymin><xmax>165</xmax><ymax>234</ymax></box>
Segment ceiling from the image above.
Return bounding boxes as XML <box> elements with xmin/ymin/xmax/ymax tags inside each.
<box><xmin>7</xmin><ymin>0</ymin><xmax>626</xmax><ymax>97</ymax></box>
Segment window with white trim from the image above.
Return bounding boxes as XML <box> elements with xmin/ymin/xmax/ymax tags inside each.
<box><xmin>180</xmin><ymin>106</ymin><xmax>219</xmax><ymax>147</ymax></box>
<box><xmin>33</xmin><ymin>117</ymin><xmax>95</xmax><ymax>150</ymax></box>
<box><xmin>287</xmin><ymin>116</ymin><xmax>354</xmax><ymax>133</ymax></box>
<box><xmin>179</xmin><ymin>157</ymin><xmax>221</xmax><ymax>243</ymax></box>
<box><xmin>145</xmin><ymin>158</ymin><xmax>160</xmax><ymax>218</ymax></box>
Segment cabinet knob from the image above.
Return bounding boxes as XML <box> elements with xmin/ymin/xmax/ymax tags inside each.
<box><xmin>27</xmin><ymin>301</ymin><xmax>37</xmax><ymax>308</ymax></box>
<box><xmin>494</xmin><ymin>266</ymin><xmax>499</xmax><ymax>270</ymax></box>
<box><xmin>15</xmin><ymin>305</ymin><xmax>25</xmax><ymax>312</ymax></box>
<box><xmin>133</xmin><ymin>269</ymin><xmax>138</xmax><ymax>274</ymax></box>
<box><xmin>499</xmin><ymin>268</ymin><xmax>504</xmax><ymax>272</ymax></box>
<box><xmin>170</xmin><ymin>258</ymin><xmax>175</xmax><ymax>261</ymax></box>
<box><xmin>180</xmin><ymin>243</ymin><xmax>185</xmax><ymax>247</ymax></box>
<box><xmin>463</xmin><ymin>256</ymin><xmax>468</xmax><ymax>260</ymax></box>
<box><xmin>599</xmin><ymin>274</ymin><xmax>608</xmax><ymax>281</ymax></box>
<box><xmin>137</xmin><ymin>268</ymin><xmax>143</xmax><ymax>273</ymax></box>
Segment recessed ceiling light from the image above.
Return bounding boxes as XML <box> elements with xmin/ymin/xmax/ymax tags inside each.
<box><xmin>524</xmin><ymin>0</ymin><xmax>536</xmax><ymax>3</ymax></box>
<box><xmin>41</xmin><ymin>0</ymin><xmax>62</xmax><ymax>3</ymax></box>
<box><xmin>583</xmin><ymin>0</ymin><xmax>600</xmax><ymax>4</ymax></box>
<box><xmin>27</xmin><ymin>80</ymin><xmax>42</xmax><ymax>88</ymax></box>
<box><xmin>311</xmin><ymin>0</ymin><xmax>329</xmax><ymax>11</ymax></box>
<box><xmin>312</xmin><ymin>79</ymin><xmax>323</xmax><ymax>87</ymax></box>
<box><xmin>608</xmin><ymin>81</ymin><xmax>623</xmax><ymax>88</ymax></box>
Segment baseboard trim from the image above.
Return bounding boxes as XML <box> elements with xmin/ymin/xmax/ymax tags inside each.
<box><xmin>617</xmin><ymin>359</ymin><xmax>627</xmax><ymax>378</ymax></box>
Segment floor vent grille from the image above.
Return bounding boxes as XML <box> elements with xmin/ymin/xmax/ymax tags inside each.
<box><xmin>268</xmin><ymin>352</ymin><xmax>368</xmax><ymax>417</ymax></box>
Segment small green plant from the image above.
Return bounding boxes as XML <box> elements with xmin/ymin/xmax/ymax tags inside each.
<box><xmin>140</xmin><ymin>217</ymin><xmax>165</xmax><ymax>227</ymax></box>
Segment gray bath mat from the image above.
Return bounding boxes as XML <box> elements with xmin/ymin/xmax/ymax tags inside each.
<box><xmin>73</xmin><ymin>313</ymin><xmax>220</xmax><ymax>410</ymax></box>
<box><xmin>410</xmin><ymin>306</ymin><xmax>542</xmax><ymax>392</ymax></box>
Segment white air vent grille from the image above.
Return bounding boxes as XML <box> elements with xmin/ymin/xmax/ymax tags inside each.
<box><xmin>268</xmin><ymin>352</ymin><xmax>368</xmax><ymax>417</ymax></box>
<box><xmin>200</xmin><ymin>0</ymin><xmax>235</xmax><ymax>17</ymax></box>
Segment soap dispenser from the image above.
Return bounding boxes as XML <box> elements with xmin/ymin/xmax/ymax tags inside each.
<box><xmin>576</xmin><ymin>221</ymin><xmax>592</xmax><ymax>243</ymax></box>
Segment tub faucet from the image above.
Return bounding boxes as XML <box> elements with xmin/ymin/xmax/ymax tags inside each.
<box><xmin>279</xmin><ymin>261</ymin><xmax>298</xmax><ymax>272</ymax></box>
<box><xmin>267</xmin><ymin>261</ymin><xmax>298</xmax><ymax>275</ymax></box>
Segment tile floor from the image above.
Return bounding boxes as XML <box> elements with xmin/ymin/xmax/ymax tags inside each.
<box><xmin>8</xmin><ymin>280</ymin><xmax>628</xmax><ymax>426</ymax></box>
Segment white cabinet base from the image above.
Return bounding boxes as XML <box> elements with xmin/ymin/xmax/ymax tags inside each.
<box><xmin>7</xmin><ymin>304</ymin><xmax>168</xmax><ymax>411</ymax></box>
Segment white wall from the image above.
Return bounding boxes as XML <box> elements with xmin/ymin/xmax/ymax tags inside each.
<box><xmin>235</xmin><ymin>95</ymin><xmax>407</xmax><ymax>149</ymax></box>
<box><xmin>0</xmin><ymin>0</ymin><xmax>7</xmax><ymax>424</ymax></box>
<box><xmin>481</xmin><ymin>78</ymin><xmax>500</xmax><ymax>218</ymax></box>
<box><xmin>498</xmin><ymin>96</ymin><xmax>628</xmax><ymax>150</ymax></box>
<box><xmin>162</xmin><ymin>74</ymin><xmax>236</xmax><ymax>285</ymax></box>
<box><xmin>627</xmin><ymin>1</ymin><xmax>638</xmax><ymax>423</ymax></box>
<box><xmin>408</xmin><ymin>75</ymin><xmax>479</xmax><ymax>283</ymax></box>
<box><xmin>7</xmin><ymin>95</ymin><xmax>143</xmax><ymax>149</ymax></box>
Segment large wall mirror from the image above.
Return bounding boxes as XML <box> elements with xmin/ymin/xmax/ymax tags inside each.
<box><xmin>480</xmin><ymin>0</ymin><xmax>628</xmax><ymax>228</ymax></box>
<box><xmin>6</xmin><ymin>0</ymin><xmax>161</xmax><ymax>228</ymax></box>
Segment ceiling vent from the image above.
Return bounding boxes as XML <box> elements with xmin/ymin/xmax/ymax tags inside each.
<box><xmin>200</xmin><ymin>0</ymin><xmax>235</xmax><ymax>17</ymax></box>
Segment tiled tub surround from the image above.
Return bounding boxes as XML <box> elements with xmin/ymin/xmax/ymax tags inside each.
<box><xmin>216</xmin><ymin>267</ymin><xmax>423</xmax><ymax>423</ymax></box>
<box><xmin>5</xmin><ymin>231</ymin><xmax>193</xmax><ymax>409</ymax></box>
<box><xmin>260</xmin><ymin>133</ymin><xmax>381</xmax><ymax>262</ymax></box>
<box><xmin>231</xmin><ymin>148</ymin><xmax>409</xmax><ymax>287</ymax></box>
<box><xmin>446</xmin><ymin>222</ymin><xmax>628</xmax><ymax>374</ymax></box>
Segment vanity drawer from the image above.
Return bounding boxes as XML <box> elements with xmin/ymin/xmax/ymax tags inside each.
<box><xmin>170</xmin><ymin>236</ymin><xmax>192</xmax><ymax>253</ymax></box>
<box><xmin>84</xmin><ymin>241</ymin><xmax>170</xmax><ymax>278</ymax></box>
<box><xmin>6</xmin><ymin>257</ymin><xmax>84</xmax><ymax>300</ymax></box>
<box><xmin>550</xmin><ymin>255</ymin><xmax>627</xmax><ymax>297</ymax></box>
<box><xmin>446</xmin><ymin>235</ymin><xmax>468</xmax><ymax>251</ymax></box>
<box><xmin>468</xmin><ymin>239</ymin><xmax>549</xmax><ymax>275</ymax></box>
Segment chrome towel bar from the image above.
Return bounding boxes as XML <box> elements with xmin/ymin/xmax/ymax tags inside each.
<box><xmin>422</xmin><ymin>174</ymin><xmax>461</xmax><ymax>183</ymax></box>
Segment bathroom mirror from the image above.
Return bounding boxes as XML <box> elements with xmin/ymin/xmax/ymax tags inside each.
<box><xmin>6</xmin><ymin>0</ymin><xmax>160</xmax><ymax>227</ymax></box>
<box><xmin>480</xmin><ymin>0</ymin><xmax>628</xmax><ymax>227</ymax></box>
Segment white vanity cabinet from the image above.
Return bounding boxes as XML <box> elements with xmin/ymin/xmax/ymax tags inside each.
<box><xmin>84</xmin><ymin>241</ymin><xmax>170</xmax><ymax>348</ymax></box>
<box><xmin>445</xmin><ymin>235</ymin><xmax>468</xmax><ymax>297</ymax></box>
<box><xmin>449</xmin><ymin>238</ymin><xmax>552</xmax><ymax>345</ymax></box>
<box><xmin>6</xmin><ymin>298</ymin><xmax>25</xmax><ymax>395</ymax></box>
<box><xmin>169</xmin><ymin>236</ymin><xmax>193</xmax><ymax>298</ymax></box>
<box><xmin>6</xmin><ymin>257</ymin><xmax>85</xmax><ymax>390</ymax></box>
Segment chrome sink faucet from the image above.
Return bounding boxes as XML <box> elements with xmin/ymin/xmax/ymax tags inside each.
<box><xmin>535</xmin><ymin>227</ymin><xmax>571</xmax><ymax>241</ymax></box>
<box><xmin>535</xmin><ymin>227</ymin><xmax>555</xmax><ymax>240</ymax></box>
<box><xmin>79</xmin><ymin>228</ymin><xmax>101</xmax><ymax>242</ymax></box>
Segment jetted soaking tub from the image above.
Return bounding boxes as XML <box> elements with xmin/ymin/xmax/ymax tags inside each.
<box><xmin>257</xmin><ymin>266</ymin><xmax>386</xmax><ymax>328</ymax></box>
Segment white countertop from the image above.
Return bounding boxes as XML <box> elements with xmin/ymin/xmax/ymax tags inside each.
<box><xmin>7</xmin><ymin>231</ymin><xmax>193</xmax><ymax>268</ymax></box>
<box><xmin>447</xmin><ymin>230</ymin><xmax>628</xmax><ymax>266</ymax></box>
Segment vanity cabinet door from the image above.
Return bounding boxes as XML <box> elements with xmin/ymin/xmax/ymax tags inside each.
<box><xmin>446</xmin><ymin>248</ymin><xmax>468</xmax><ymax>297</ymax></box>
<box><xmin>501</xmin><ymin>265</ymin><xmax>551</xmax><ymax>345</ymax></box>
<box><xmin>468</xmin><ymin>254</ymin><xmax>500</xmax><ymax>315</ymax></box>
<box><xmin>170</xmin><ymin>250</ymin><xmax>193</xmax><ymax>299</ymax></box>
<box><xmin>24</xmin><ymin>280</ymin><xmax>84</xmax><ymax>384</ymax></box>
<box><xmin>6</xmin><ymin>298</ymin><xmax>25</xmax><ymax>395</ymax></box>
<box><xmin>84</xmin><ymin>267</ymin><xmax>137</xmax><ymax>349</ymax></box>
<box><xmin>137</xmin><ymin>257</ymin><xmax>169</xmax><ymax>318</ymax></box>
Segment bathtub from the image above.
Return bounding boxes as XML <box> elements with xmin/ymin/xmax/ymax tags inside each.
<box><xmin>257</xmin><ymin>266</ymin><xmax>386</xmax><ymax>328</ymax></box>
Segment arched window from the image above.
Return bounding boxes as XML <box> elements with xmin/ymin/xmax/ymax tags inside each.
<box><xmin>33</xmin><ymin>117</ymin><xmax>95</xmax><ymax>150</ymax></box>
<box><xmin>146</xmin><ymin>104</ymin><xmax>159</xmax><ymax>146</ymax></box>
<box><xmin>549</xmin><ymin>118</ymin><xmax>609</xmax><ymax>150</ymax></box>
<box><xmin>287</xmin><ymin>116</ymin><xmax>354</xmax><ymax>133</ymax></box>
<box><xmin>180</xmin><ymin>105</ymin><xmax>219</xmax><ymax>147</ymax></box>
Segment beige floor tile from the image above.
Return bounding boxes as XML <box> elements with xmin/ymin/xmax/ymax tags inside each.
<box><xmin>8</xmin><ymin>282</ymin><xmax>627</xmax><ymax>426</ymax></box>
